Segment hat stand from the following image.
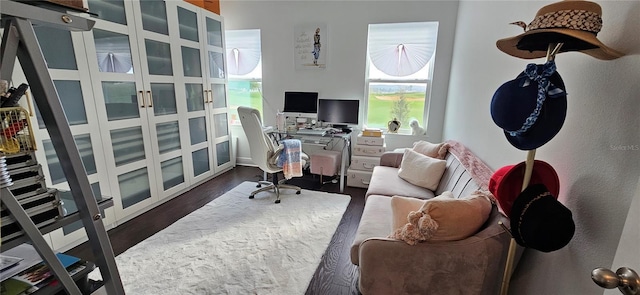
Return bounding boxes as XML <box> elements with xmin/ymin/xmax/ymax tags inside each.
<box><xmin>498</xmin><ymin>42</ymin><xmax>563</xmax><ymax>295</ymax></box>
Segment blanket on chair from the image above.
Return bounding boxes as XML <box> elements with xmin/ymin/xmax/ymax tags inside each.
<box><xmin>277</xmin><ymin>139</ymin><xmax>303</xmax><ymax>180</ymax></box>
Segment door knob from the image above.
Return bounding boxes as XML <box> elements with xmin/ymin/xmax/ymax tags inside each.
<box><xmin>592</xmin><ymin>267</ymin><xmax>640</xmax><ymax>295</ymax></box>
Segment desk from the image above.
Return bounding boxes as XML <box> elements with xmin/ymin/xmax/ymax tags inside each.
<box><xmin>269</xmin><ymin>130</ymin><xmax>351</xmax><ymax>192</ymax></box>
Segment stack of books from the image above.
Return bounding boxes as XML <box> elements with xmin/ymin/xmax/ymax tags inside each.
<box><xmin>362</xmin><ymin>127</ymin><xmax>383</xmax><ymax>137</ymax></box>
<box><xmin>0</xmin><ymin>245</ymin><xmax>84</xmax><ymax>295</ymax></box>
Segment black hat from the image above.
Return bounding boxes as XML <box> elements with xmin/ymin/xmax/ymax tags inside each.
<box><xmin>511</xmin><ymin>183</ymin><xmax>575</xmax><ymax>252</ymax></box>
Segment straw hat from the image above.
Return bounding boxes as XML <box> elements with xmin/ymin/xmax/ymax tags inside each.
<box><xmin>496</xmin><ymin>0</ymin><xmax>623</xmax><ymax>60</ymax></box>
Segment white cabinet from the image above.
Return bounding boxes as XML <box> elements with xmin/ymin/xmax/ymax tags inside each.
<box><xmin>10</xmin><ymin>0</ymin><xmax>231</xmax><ymax>250</ymax></box>
<box><xmin>169</xmin><ymin>1</ymin><xmax>233</xmax><ymax>186</ymax></box>
<box><xmin>9</xmin><ymin>19</ymin><xmax>117</xmax><ymax>250</ymax></box>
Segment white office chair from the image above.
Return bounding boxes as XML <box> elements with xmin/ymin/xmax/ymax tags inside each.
<box><xmin>238</xmin><ymin>106</ymin><xmax>308</xmax><ymax>203</ymax></box>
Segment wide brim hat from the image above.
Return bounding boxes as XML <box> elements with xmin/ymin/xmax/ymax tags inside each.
<box><xmin>489</xmin><ymin>160</ymin><xmax>560</xmax><ymax>218</ymax></box>
<box><xmin>511</xmin><ymin>183</ymin><xmax>575</xmax><ymax>252</ymax></box>
<box><xmin>496</xmin><ymin>0</ymin><xmax>623</xmax><ymax>60</ymax></box>
<box><xmin>491</xmin><ymin>62</ymin><xmax>567</xmax><ymax>150</ymax></box>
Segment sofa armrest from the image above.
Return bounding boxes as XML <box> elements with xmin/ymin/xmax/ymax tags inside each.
<box><xmin>358</xmin><ymin>232</ymin><xmax>510</xmax><ymax>295</ymax></box>
<box><xmin>379</xmin><ymin>151</ymin><xmax>404</xmax><ymax>168</ymax></box>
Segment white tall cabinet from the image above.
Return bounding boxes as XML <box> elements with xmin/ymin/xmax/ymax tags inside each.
<box><xmin>13</xmin><ymin>0</ymin><xmax>232</xmax><ymax>251</ymax></box>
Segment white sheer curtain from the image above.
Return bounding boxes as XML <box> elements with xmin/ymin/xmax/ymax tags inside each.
<box><xmin>225</xmin><ymin>29</ymin><xmax>262</xmax><ymax>76</ymax></box>
<box><xmin>368</xmin><ymin>22</ymin><xmax>438</xmax><ymax>77</ymax></box>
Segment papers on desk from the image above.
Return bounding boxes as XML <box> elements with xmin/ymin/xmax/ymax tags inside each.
<box><xmin>1</xmin><ymin>244</ymin><xmax>42</xmax><ymax>281</ymax></box>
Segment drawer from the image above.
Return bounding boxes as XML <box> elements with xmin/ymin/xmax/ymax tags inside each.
<box><xmin>356</xmin><ymin>134</ymin><xmax>385</xmax><ymax>146</ymax></box>
<box><xmin>350</xmin><ymin>155</ymin><xmax>380</xmax><ymax>172</ymax></box>
<box><xmin>2</xmin><ymin>151</ymin><xmax>38</xmax><ymax>170</ymax></box>
<box><xmin>347</xmin><ymin>168</ymin><xmax>373</xmax><ymax>188</ymax></box>
<box><xmin>1</xmin><ymin>189</ymin><xmax>64</xmax><ymax>242</ymax></box>
<box><xmin>353</xmin><ymin>144</ymin><xmax>386</xmax><ymax>157</ymax></box>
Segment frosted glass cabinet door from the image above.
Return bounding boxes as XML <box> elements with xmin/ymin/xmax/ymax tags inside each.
<box><xmin>208</xmin><ymin>51</ymin><xmax>225</xmax><ymax>79</ymax></box>
<box><xmin>177</xmin><ymin>6</ymin><xmax>199</xmax><ymax>42</ymax></box>
<box><xmin>88</xmin><ymin>0</ymin><xmax>127</xmax><ymax>25</ymax></box>
<box><xmin>206</xmin><ymin>17</ymin><xmax>223</xmax><ymax>47</ymax></box>
<box><xmin>186</xmin><ymin>83</ymin><xmax>205</xmax><ymax>112</ymax></box>
<box><xmin>139</xmin><ymin>0</ymin><xmax>169</xmax><ymax>35</ymax></box>
<box><xmin>145</xmin><ymin>39</ymin><xmax>173</xmax><ymax>76</ymax></box>
<box><xmin>182</xmin><ymin>46</ymin><xmax>202</xmax><ymax>77</ymax></box>
<box><xmin>118</xmin><ymin>167</ymin><xmax>152</xmax><ymax>209</ymax></box>
<box><xmin>211</xmin><ymin>83</ymin><xmax>226</xmax><ymax>109</ymax></box>
<box><xmin>156</xmin><ymin>121</ymin><xmax>181</xmax><ymax>154</ymax></box>
<box><xmin>102</xmin><ymin>81</ymin><xmax>140</xmax><ymax>121</ymax></box>
<box><xmin>150</xmin><ymin>83</ymin><xmax>177</xmax><ymax>116</ymax></box>
<box><xmin>34</xmin><ymin>26</ymin><xmax>77</xmax><ymax>70</ymax></box>
<box><xmin>93</xmin><ymin>29</ymin><xmax>134</xmax><ymax>74</ymax></box>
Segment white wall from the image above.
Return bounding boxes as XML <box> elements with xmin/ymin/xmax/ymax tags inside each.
<box><xmin>445</xmin><ymin>1</ymin><xmax>640</xmax><ymax>294</ymax></box>
<box><xmin>222</xmin><ymin>0</ymin><xmax>459</xmax><ymax>163</ymax></box>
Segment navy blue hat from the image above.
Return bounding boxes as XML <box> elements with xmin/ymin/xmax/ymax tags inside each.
<box><xmin>511</xmin><ymin>183</ymin><xmax>575</xmax><ymax>252</ymax></box>
<box><xmin>491</xmin><ymin>61</ymin><xmax>567</xmax><ymax>150</ymax></box>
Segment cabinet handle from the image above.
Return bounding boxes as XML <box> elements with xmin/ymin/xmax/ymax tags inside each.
<box><xmin>147</xmin><ymin>90</ymin><xmax>153</xmax><ymax>107</ymax></box>
<box><xmin>138</xmin><ymin>91</ymin><xmax>145</xmax><ymax>108</ymax></box>
<box><xmin>207</xmin><ymin>90</ymin><xmax>213</xmax><ymax>103</ymax></box>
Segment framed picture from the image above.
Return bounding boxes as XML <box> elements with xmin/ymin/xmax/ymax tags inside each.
<box><xmin>294</xmin><ymin>23</ymin><xmax>326</xmax><ymax>69</ymax></box>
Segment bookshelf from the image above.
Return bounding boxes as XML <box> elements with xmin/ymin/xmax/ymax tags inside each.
<box><xmin>0</xmin><ymin>1</ymin><xmax>124</xmax><ymax>294</ymax></box>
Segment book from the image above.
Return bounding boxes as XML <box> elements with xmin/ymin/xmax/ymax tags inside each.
<box><xmin>3</xmin><ymin>253</ymin><xmax>82</xmax><ymax>293</ymax></box>
<box><xmin>362</xmin><ymin>129</ymin><xmax>383</xmax><ymax>137</ymax></box>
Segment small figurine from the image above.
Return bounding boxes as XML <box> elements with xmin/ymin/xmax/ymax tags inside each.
<box><xmin>410</xmin><ymin>119</ymin><xmax>426</xmax><ymax>135</ymax></box>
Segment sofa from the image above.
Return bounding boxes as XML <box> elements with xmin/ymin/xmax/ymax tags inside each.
<box><xmin>350</xmin><ymin>140</ymin><xmax>521</xmax><ymax>295</ymax></box>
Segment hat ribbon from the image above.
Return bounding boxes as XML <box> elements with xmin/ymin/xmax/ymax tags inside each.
<box><xmin>517</xmin><ymin>191</ymin><xmax>552</xmax><ymax>247</ymax></box>
<box><xmin>510</xmin><ymin>9</ymin><xmax>603</xmax><ymax>34</ymax></box>
<box><xmin>506</xmin><ymin>61</ymin><xmax>564</xmax><ymax>137</ymax></box>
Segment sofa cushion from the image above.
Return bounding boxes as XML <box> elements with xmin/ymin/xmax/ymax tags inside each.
<box><xmin>412</xmin><ymin>140</ymin><xmax>449</xmax><ymax>159</ymax></box>
<box><xmin>350</xmin><ymin>195</ymin><xmax>393</xmax><ymax>265</ymax></box>
<box><xmin>390</xmin><ymin>192</ymin><xmax>453</xmax><ymax>231</ymax></box>
<box><xmin>421</xmin><ymin>191</ymin><xmax>493</xmax><ymax>241</ymax></box>
<box><xmin>397</xmin><ymin>149</ymin><xmax>447</xmax><ymax>191</ymax></box>
<box><xmin>366</xmin><ymin>166</ymin><xmax>436</xmax><ymax>200</ymax></box>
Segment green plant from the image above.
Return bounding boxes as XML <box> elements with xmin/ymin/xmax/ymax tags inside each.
<box><xmin>391</xmin><ymin>92</ymin><xmax>410</xmax><ymax>126</ymax></box>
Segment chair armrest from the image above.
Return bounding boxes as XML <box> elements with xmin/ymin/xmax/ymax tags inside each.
<box><xmin>358</xmin><ymin>233</ymin><xmax>510</xmax><ymax>295</ymax></box>
<box><xmin>379</xmin><ymin>151</ymin><xmax>404</xmax><ymax>168</ymax></box>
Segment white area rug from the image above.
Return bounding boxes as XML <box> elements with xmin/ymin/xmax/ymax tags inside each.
<box><xmin>89</xmin><ymin>181</ymin><xmax>351</xmax><ymax>295</ymax></box>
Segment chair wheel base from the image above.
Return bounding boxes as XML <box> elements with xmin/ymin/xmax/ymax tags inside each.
<box><xmin>249</xmin><ymin>195</ymin><xmax>255</xmax><ymax>199</ymax></box>
<box><xmin>296</xmin><ymin>191</ymin><xmax>301</xmax><ymax>194</ymax></box>
<box><xmin>275</xmin><ymin>199</ymin><xmax>281</xmax><ymax>204</ymax></box>
<box><xmin>256</xmin><ymin>184</ymin><xmax>261</xmax><ymax>188</ymax></box>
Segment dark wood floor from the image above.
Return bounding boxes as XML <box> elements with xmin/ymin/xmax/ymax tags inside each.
<box><xmin>67</xmin><ymin>165</ymin><xmax>366</xmax><ymax>294</ymax></box>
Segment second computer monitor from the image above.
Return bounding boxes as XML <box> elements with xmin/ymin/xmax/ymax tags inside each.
<box><xmin>317</xmin><ymin>99</ymin><xmax>360</xmax><ymax>128</ymax></box>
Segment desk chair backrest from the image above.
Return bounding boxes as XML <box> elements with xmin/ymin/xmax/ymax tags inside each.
<box><xmin>237</xmin><ymin>106</ymin><xmax>280</xmax><ymax>173</ymax></box>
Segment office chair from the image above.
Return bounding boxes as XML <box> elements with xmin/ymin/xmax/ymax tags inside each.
<box><xmin>238</xmin><ymin>106</ymin><xmax>308</xmax><ymax>203</ymax></box>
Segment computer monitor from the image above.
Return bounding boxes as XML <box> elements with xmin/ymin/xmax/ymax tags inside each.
<box><xmin>317</xmin><ymin>99</ymin><xmax>360</xmax><ymax>128</ymax></box>
<box><xmin>283</xmin><ymin>91</ymin><xmax>318</xmax><ymax>119</ymax></box>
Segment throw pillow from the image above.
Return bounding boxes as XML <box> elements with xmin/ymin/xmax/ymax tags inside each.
<box><xmin>389</xmin><ymin>191</ymin><xmax>493</xmax><ymax>245</ymax></box>
<box><xmin>397</xmin><ymin>149</ymin><xmax>447</xmax><ymax>191</ymax></box>
<box><xmin>412</xmin><ymin>141</ymin><xmax>450</xmax><ymax>160</ymax></box>
<box><xmin>390</xmin><ymin>192</ymin><xmax>453</xmax><ymax>231</ymax></box>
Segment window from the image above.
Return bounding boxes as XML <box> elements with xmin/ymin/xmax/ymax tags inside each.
<box><xmin>225</xmin><ymin>29</ymin><xmax>263</xmax><ymax>125</ymax></box>
<box><xmin>365</xmin><ymin>22</ymin><xmax>438</xmax><ymax>133</ymax></box>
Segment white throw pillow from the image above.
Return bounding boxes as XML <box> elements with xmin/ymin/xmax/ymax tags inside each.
<box><xmin>397</xmin><ymin>149</ymin><xmax>447</xmax><ymax>190</ymax></box>
<box><xmin>412</xmin><ymin>141</ymin><xmax>449</xmax><ymax>160</ymax></box>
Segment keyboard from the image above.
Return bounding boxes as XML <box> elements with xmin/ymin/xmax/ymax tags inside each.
<box><xmin>296</xmin><ymin>129</ymin><xmax>327</xmax><ymax>136</ymax></box>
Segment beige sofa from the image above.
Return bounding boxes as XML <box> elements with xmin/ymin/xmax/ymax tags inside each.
<box><xmin>350</xmin><ymin>140</ymin><xmax>521</xmax><ymax>295</ymax></box>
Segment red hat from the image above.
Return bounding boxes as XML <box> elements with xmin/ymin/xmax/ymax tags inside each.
<box><xmin>489</xmin><ymin>160</ymin><xmax>560</xmax><ymax>218</ymax></box>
